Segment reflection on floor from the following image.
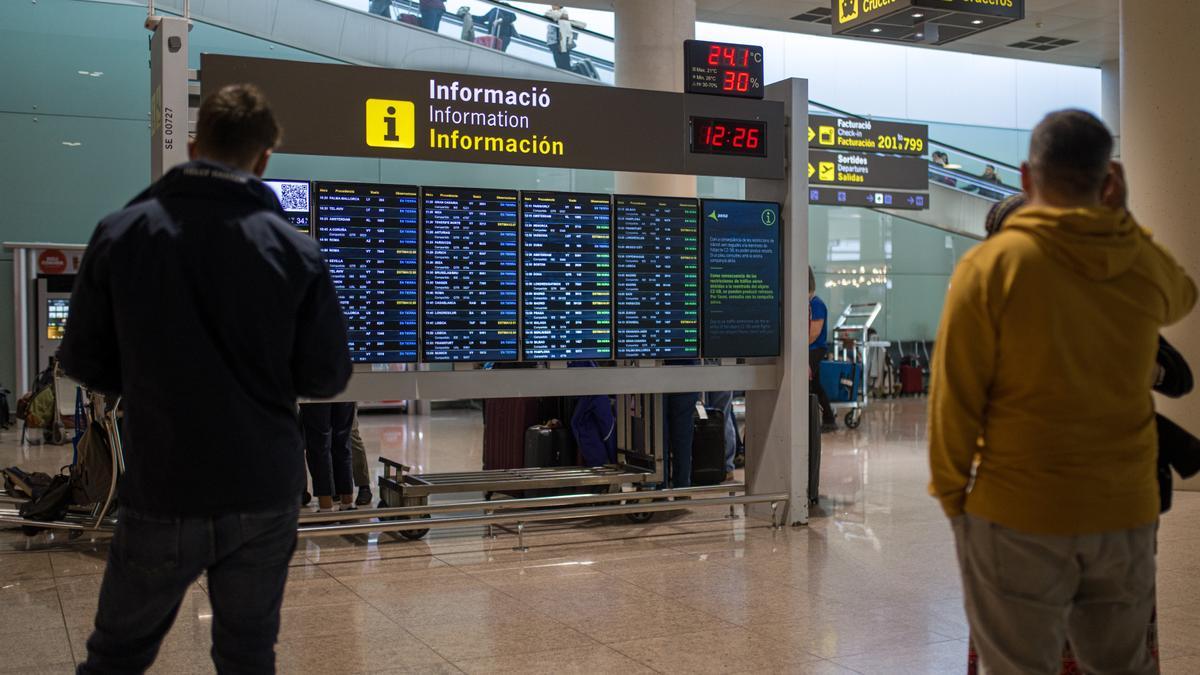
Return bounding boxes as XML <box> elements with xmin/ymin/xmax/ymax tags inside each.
<box><xmin>1</xmin><ymin>399</ymin><xmax>1199</xmax><ymax>674</ymax></box>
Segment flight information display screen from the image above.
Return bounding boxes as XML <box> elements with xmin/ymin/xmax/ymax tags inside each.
<box><xmin>521</xmin><ymin>192</ymin><xmax>614</xmax><ymax>360</ymax></box>
<box><xmin>314</xmin><ymin>181</ymin><xmax>419</xmax><ymax>363</ymax></box>
<box><xmin>264</xmin><ymin>179</ymin><xmax>312</xmax><ymax>234</ymax></box>
<box><xmin>614</xmin><ymin>196</ymin><xmax>701</xmax><ymax>359</ymax></box>
<box><xmin>422</xmin><ymin>187</ymin><xmax>520</xmax><ymax>362</ymax></box>
<box><xmin>701</xmin><ymin>199</ymin><xmax>781</xmax><ymax>358</ymax></box>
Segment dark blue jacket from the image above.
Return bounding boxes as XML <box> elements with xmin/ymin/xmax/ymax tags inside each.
<box><xmin>59</xmin><ymin>160</ymin><xmax>352</xmax><ymax>516</ymax></box>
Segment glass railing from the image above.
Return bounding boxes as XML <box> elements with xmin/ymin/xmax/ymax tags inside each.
<box><xmin>329</xmin><ymin>0</ymin><xmax>614</xmax><ymax>82</ymax></box>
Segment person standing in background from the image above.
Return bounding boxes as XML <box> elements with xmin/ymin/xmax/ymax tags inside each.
<box><xmin>64</xmin><ymin>84</ymin><xmax>352</xmax><ymax>673</ymax></box>
<box><xmin>302</xmin><ymin>401</ymin><xmax>357</xmax><ymax>513</ymax></box>
<box><xmin>368</xmin><ymin>0</ymin><xmax>392</xmax><ymax>19</ymax></box>
<box><xmin>545</xmin><ymin>5</ymin><xmax>576</xmax><ymax>70</ymax></box>
<box><xmin>809</xmin><ymin>267</ymin><xmax>837</xmax><ymax>432</ymax></box>
<box><xmin>349</xmin><ymin>410</ymin><xmax>374</xmax><ymax>506</ymax></box>
<box><xmin>419</xmin><ymin>0</ymin><xmax>446</xmax><ymax>32</ymax></box>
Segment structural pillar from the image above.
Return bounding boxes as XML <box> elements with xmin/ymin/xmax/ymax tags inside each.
<box><xmin>613</xmin><ymin>0</ymin><xmax>696</xmax><ymax>197</ymax></box>
<box><xmin>1100</xmin><ymin>59</ymin><xmax>1120</xmax><ymax>158</ymax></box>
<box><xmin>1120</xmin><ymin>1</ymin><xmax>1200</xmax><ymax>486</ymax></box>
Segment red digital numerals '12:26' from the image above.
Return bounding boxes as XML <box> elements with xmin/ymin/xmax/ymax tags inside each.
<box><xmin>704</xmin><ymin>123</ymin><xmax>761</xmax><ymax>150</ymax></box>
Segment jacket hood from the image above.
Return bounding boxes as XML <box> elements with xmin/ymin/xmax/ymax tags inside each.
<box><xmin>127</xmin><ymin>159</ymin><xmax>285</xmax><ymax>217</ymax></box>
<box><xmin>1002</xmin><ymin>205</ymin><xmax>1145</xmax><ymax>282</ymax></box>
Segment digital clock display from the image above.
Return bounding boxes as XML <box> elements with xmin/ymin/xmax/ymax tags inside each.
<box><xmin>684</xmin><ymin>39</ymin><xmax>765</xmax><ymax>99</ymax></box>
<box><xmin>690</xmin><ymin>117</ymin><xmax>767</xmax><ymax>157</ymax></box>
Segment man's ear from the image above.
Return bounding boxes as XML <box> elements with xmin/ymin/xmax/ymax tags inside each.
<box><xmin>188</xmin><ymin>139</ymin><xmax>198</xmax><ymax>161</ymax></box>
<box><xmin>1020</xmin><ymin>162</ymin><xmax>1034</xmax><ymax>196</ymax></box>
<box><xmin>251</xmin><ymin>149</ymin><xmax>272</xmax><ymax>178</ymax></box>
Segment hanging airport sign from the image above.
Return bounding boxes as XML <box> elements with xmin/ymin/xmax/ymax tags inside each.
<box><xmin>808</xmin><ymin>149</ymin><xmax>929</xmax><ymax>190</ymax></box>
<box><xmin>808</xmin><ymin>186</ymin><xmax>929</xmax><ymax>210</ymax></box>
<box><xmin>808</xmin><ymin>115</ymin><xmax>928</xmax><ymax>156</ymax></box>
<box><xmin>200</xmin><ymin>55</ymin><xmax>786</xmax><ymax>179</ymax></box>
<box><xmin>832</xmin><ymin>0</ymin><xmax>1024</xmax><ymax>45</ymax></box>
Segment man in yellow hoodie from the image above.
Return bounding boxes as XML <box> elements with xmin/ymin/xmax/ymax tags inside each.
<box><xmin>930</xmin><ymin>109</ymin><xmax>1196</xmax><ymax>674</ymax></box>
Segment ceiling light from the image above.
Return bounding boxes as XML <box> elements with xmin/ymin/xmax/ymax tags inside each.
<box><xmin>871</xmin><ymin>28</ymin><xmax>882</xmax><ymax>33</ymax></box>
<box><xmin>61</xmin><ymin>142</ymin><xmax>82</xmax><ymax>147</ymax></box>
<box><xmin>972</xmin><ymin>19</ymin><xmax>983</xmax><ymax>25</ymax></box>
<box><xmin>912</xmin><ymin>12</ymin><xmax>924</xmax><ymax>18</ymax></box>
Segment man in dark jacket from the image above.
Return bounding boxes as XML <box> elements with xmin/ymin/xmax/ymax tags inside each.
<box><xmin>62</xmin><ymin>84</ymin><xmax>352</xmax><ymax>674</ymax></box>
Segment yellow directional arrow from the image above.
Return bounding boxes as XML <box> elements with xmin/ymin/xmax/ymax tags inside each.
<box><xmin>808</xmin><ymin>127</ymin><xmax>816</xmax><ymax>143</ymax></box>
<box><xmin>808</xmin><ymin>163</ymin><xmax>816</xmax><ymax>178</ymax></box>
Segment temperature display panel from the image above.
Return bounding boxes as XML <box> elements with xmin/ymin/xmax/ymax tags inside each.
<box><xmin>690</xmin><ymin>117</ymin><xmax>767</xmax><ymax>158</ymax></box>
<box><xmin>684</xmin><ymin>39</ymin><xmax>765</xmax><ymax>99</ymax></box>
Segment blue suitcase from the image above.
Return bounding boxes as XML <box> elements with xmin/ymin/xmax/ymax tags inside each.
<box><xmin>819</xmin><ymin>361</ymin><xmax>861</xmax><ymax>403</ymax></box>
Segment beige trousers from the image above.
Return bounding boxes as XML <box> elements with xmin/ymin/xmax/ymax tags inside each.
<box><xmin>953</xmin><ymin>514</ymin><xmax>1157</xmax><ymax>675</ymax></box>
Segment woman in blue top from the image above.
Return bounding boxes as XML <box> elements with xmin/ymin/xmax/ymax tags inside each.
<box><xmin>809</xmin><ymin>267</ymin><xmax>837</xmax><ymax>432</ymax></box>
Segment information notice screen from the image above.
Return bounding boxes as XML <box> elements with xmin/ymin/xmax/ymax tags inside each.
<box><xmin>521</xmin><ymin>192</ymin><xmax>614</xmax><ymax>360</ymax></box>
<box><xmin>264</xmin><ymin>179</ymin><xmax>312</xmax><ymax>234</ymax></box>
<box><xmin>422</xmin><ymin>187</ymin><xmax>520</xmax><ymax>362</ymax></box>
<box><xmin>614</xmin><ymin>196</ymin><xmax>701</xmax><ymax>359</ymax></box>
<box><xmin>701</xmin><ymin>200</ymin><xmax>781</xmax><ymax>358</ymax></box>
<box><xmin>314</xmin><ymin>181</ymin><xmax>419</xmax><ymax>363</ymax></box>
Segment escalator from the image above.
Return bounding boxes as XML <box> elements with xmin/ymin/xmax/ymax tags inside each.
<box><xmin>152</xmin><ymin>0</ymin><xmax>612</xmax><ymax>84</ymax></box>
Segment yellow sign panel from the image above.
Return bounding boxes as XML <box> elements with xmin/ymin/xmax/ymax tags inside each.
<box><xmin>839</xmin><ymin>0</ymin><xmax>860</xmax><ymax>23</ymax></box>
<box><xmin>365</xmin><ymin>98</ymin><xmax>415</xmax><ymax>149</ymax></box>
<box><xmin>819</xmin><ymin>162</ymin><xmax>836</xmax><ymax>181</ymax></box>
<box><xmin>819</xmin><ymin>126</ymin><xmax>836</xmax><ymax>146</ymax></box>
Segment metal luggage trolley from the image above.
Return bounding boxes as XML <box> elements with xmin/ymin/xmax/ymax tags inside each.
<box><xmin>829</xmin><ymin>302</ymin><xmax>886</xmax><ymax>429</ymax></box>
<box><xmin>374</xmin><ymin>393</ymin><xmax>668</xmax><ymax>540</ymax></box>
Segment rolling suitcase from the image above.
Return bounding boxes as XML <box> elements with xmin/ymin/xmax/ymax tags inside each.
<box><xmin>474</xmin><ymin>35</ymin><xmax>503</xmax><ymax>50</ymax></box>
<box><xmin>900</xmin><ymin>364</ymin><xmax>924</xmax><ymax>395</ymax></box>
<box><xmin>691</xmin><ymin>407</ymin><xmax>727</xmax><ymax>486</ymax></box>
<box><xmin>483</xmin><ymin>398</ymin><xmax>541</xmax><ymax>470</ymax></box>
<box><xmin>808</xmin><ymin>394</ymin><xmax>821</xmax><ymax>505</ymax></box>
<box><xmin>523</xmin><ymin>424</ymin><xmax>576</xmax><ymax>467</ymax></box>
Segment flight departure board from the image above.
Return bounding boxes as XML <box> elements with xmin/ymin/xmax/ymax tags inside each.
<box><xmin>701</xmin><ymin>200</ymin><xmax>781</xmax><ymax>358</ymax></box>
<box><xmin>614</xmin><ymin>196</ymin><xmax>701</xmax><ymax>359</ymax></box>
<box><xmin>264</xmin><ymin>179</ymin><xmax>312</xmax><ymax>234</ymax></box>
<box><xmin>314</xmin><ymin>181</ymin><xmax>419</xmax><ymax>363</ymax></box>
<box><xmin>521</xmin><ymin>192</ymin><xmax>614</xmax><ymax>360</ymax></box>
<box><xmin>422</xmin><ymin>187</ymin><xmax>520</xmax><ymax>362</ymax></box>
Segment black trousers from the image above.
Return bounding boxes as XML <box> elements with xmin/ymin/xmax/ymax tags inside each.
<box><xmin>810</xmin><ymin>348</ymin><xmax>836</xmax><ymax>424</ymax></box>
<box><xmin>79</xmin><ymin>504</ymin><xmax>299</xmax><ymax>674</ymax></box>
<box><xmin>419</xmin><ymin>7</ymin><xmax>445</xmax><ymax>31</ymax></box>
<box><xmin>301</xmin><ymin>402</ymin><xmax>356</xmax><ymax>498</ymax></box>
<box><xmin>551</xmin><ymin>45</ymin><xmax>572</xmax><ymax>69</ymax></box>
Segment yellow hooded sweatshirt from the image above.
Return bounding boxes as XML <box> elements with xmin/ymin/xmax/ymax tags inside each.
<box><xmin>929</xmin><ymin>206</ymin><xmax>1196</xmax><ymax>535</ymax></box>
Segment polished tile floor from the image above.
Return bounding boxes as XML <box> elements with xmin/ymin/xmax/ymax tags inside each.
<box><xmin>2</xmin><ymin>399</ymin><xmax>1199</xmax><ymax>674</ymax></box>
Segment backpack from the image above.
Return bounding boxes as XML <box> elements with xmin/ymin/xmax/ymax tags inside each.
<box><xmin>16</xmin><ymin>360</ymin><xmax>58</xmax><ymax>429</ymax></box>
<box><xmin>19</xmin><ymin>474</ymin><xmax>73</xmax><ymax>532</ymax></box>
<box><xmin>70</xmin><ymin>420</ymin><xmax>114</xmax><ymax>506</ymax></box>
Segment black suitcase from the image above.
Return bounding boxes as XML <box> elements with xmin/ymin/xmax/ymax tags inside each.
<box><xmin>809</xmin><ymin>394</ymin><xmax>821</xmax><ymax>505</ymax></box>
<box><xmin>523</xmin><ymin>424</ymin><xmax>576</xmax><ymax>468</ymax></box>
<box><xmin>691</xmin><ymin>408</ymin><xmax>727</xmax><ymax>486</ymax></box>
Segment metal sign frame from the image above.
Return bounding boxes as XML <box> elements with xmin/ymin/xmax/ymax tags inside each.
<box><xmin>142</xmin><ymin>28</ymin><xmax>814</xmax><ymax>525</ymax></box>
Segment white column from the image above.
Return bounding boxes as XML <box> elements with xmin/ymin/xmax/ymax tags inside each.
<box><xmin>613</xmin><ymin>0</ymin><xmax>696</xmax><ymax>197</ymax></box>
<box><xmin>1120</xmin><ymin>1</ymin><xmax>1200</xmax><ymax>486</ymax></box>
<box><xmin>1100</xmin><ymin>59</ymin><xmax>1120</xmax><ymax>158</ymax></box>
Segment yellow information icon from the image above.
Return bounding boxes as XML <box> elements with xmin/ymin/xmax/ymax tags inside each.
<box><xmin>819</xmin><ymin>162</ymin><xmax>836</xmax><ymax>182</ymax></box>
<box><xmin>819</xmin><ymin>126</ymin><xmax>836</xmax><ymax>146</ymax></box>
<box><xmin>365</xmin><ymin>98</ymin><xmax>415</xmax><ymax>149</ymax></box>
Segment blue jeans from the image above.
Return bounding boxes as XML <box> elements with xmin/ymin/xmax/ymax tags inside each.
<box><xmin>665</xmin><ymin>393</ymin><xmax>699</xmax><ymax>487</ymax></box>
<box><xmin>705</xmin><ymin>391</ymin><xmax>737</xmax><ymax>472</ymax></box>
<box><xmin>78</xmin><ymin>504</ymin><xmax>300</xmax><ymax>675</ymax></box>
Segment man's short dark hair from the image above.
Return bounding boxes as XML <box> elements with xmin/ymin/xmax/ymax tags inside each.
<box><xmin>194</xmin><ymin>84</ymin><xmax>282</xmax><ymax>169</ymax></box>
<box><xmin>1028</xmin><ymin>109</ymin><xmax>1113</xmax><ymax>202</ymax></box>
